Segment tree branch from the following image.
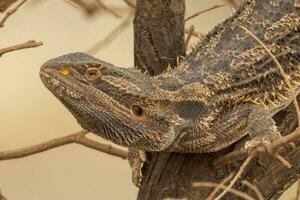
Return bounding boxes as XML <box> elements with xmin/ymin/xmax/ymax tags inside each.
<box><xmin>0</xmin><ymin>0</ymin><xmax>28</xmax><ymax>27</ymax></box>
<box><xmin>0</xmin><ymin>40</ymin><xmax>43</xmax><ymax>57</ymax></box>
<box><xmin>0</xmin><ymin>130</ymin><xmax>127</xmax><ymax>160</ymax></box>
<box><xmin>185</xmin><ymin>4</ymin><xmax>226</xmax><ymax>22</ymax></box>
<box><xmin>86</xmin><ymin>12</ymin><xmax>133</xmax><ymax>54</ymax></box>
<box><xmin>0</xmin><ymin>190</ymin><xmax>7</xmax><ymax>200</ymax></box>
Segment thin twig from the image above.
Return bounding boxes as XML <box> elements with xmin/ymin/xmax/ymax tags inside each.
<box><xmin>86</xmin><ymin>12</ymin><xmax>133</xmax><ymax>54</ymax></box>
<box><xmin>193</xmin><ymin>181</ymin><xmax>255</xmax><ymax>200</ymax></box>
<box><xmin>0</xmin><ymin>0</ymin><xmax>18</xmax><ymax>12</ymax></box>
<box><xmin>185</xmin><ymin>4</ymin><xmax>226</xmax><ymax>22</ymax></box>
<box><xmin>214</xmin><ymin>151</ymin><xmax>257</xmax><ymax>200</ymax></box>
<box><xmin>242</xmin><ymin>180</ymin><xmax>264</xmax><ymax>200</ymax></box>
<box><xmin>295</xmin><ymin>0</ymin><xmax>300</xmax><ymax>8</ymax></box>
<box><xmin>63</xmin><ymin>0</ymin><xmax>80</xmax><ymax>8</ymax></box>
<box><xmin>0</xmin><ymin>0</ymin><xmax>28</xmax><ymax>27</ymax></box>
<box><xmin>223</xmin><ymin>0</ymin><xmax>241</xmax><ymax>9</ymax></box>
<box><xmin>215</xmin><ymin>128</ymin><xmax>300</xmax><ymax>165</ymax></box>
<box><xmin>0</xmin><ymin>190</ymin><xmax>7</xmax><ymax>200</ymax></box>
<box><xmin>206</xmin><ymin>173</ymin><xmax>234</xmax><ymax>200</ymax></box>
<box><xmin>185</xmin><ymin>25</ymin><xmax>194</xmax><ymax>51</ymax></box>
<box><xmin>274</xmin><ymin>153</ymin><xmax>292</xmax><ymax>168</ymax></box>
<box><xmin>123</xmin><ymin>0</ymin><xmax>135</xmax><ymax>8</ymax></box>
<box><xmin>184</xmin><ymin>28</ymin><xmax>205</xmax><ymax>38</ymax></box>
<box><xmin>239</xmin><ymin>25</ymin><xmax>300</xmax><ymax>126</ymax></box>
<box><xmin>96</xmin><ymin>0</ymin><xmax>122</xmax><ymax>18</ymax></box>
<box><xmin>0</xmin><ymin>40</ymin><xmax>43</xmax><ymax>57</ymax></box>
<box><xmin>71</xmin><ymin>0</ymin><xmax>98</xmax><ymax>15</ymax></box>
<box><xmin>297</xmin><ymin>180</ymin><xmax>300</xmax><ymax>200</ymax></box>
<box><xmin>0</xmin><ymin>130</ymin><xmax>128</xmax><ymax>160</ymax></box>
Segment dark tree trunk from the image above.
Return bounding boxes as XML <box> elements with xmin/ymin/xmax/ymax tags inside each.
<box><xmin>134</xmin><ymin>0</ymin><xmax>185</xmax><ymax>75</ymax></box>
<box><xmin>134</xmin><ymin>0</ymin><xmax>300</xmax><ymax>199</ymax></box>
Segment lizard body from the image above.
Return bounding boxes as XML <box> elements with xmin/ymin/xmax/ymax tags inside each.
<box><xmin>40</xmin><ymin>0</ymin><xmax>300</xmax><ymax>185</ymax></box>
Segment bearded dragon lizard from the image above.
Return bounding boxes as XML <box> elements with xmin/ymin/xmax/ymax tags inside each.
<box><xmin>40</xmin><ymin>0</ymin><xmax>300</xmax><ymax>186</ymax></box>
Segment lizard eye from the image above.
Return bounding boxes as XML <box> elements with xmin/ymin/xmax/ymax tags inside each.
<box><xmin>60</xmin><ymin>67</ymin><xmax>70</xmax><ymax>76</ymax></box>
<box><xmin>84</xmin><ymin>67</ymin><xmax>102</xmax><ymax>81</ymax></box>
<box><xmin>131</xmin><ymin>105</ymin><xmax>144</xmax><ymax>117</ymax></box>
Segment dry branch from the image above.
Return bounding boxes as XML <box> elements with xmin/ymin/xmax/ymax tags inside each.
<box><xmin>185</xmin><ymin>4</ymin><xmax>225</xmax><ymax>22</ymax></box>
<box><xmin>242</xmin><ymin>180</ymin><xmax>264</xmax><ymax>200</ymax></box>
<box><xmin>185</xmin><ymin>25</ymin><xmax>194</xmax><ymax>51</ymax></box>
<box><xmin>0</xmin><ymin>0</ymin><xmax>28</xmax><ymax>27</ymax></box>
<box><xmin>0</xmin><ymin>40</ymin><xmax>43</xmax><ymax>57</ymax></box>
<box><xmin>214</xmin><ymin>151</ymin><xmax>257</xmax><ymax>200</ymax></box>
<box><xmin>63</xmin><ymin>0</ymin><xmax>80</xmax><ymax>8</ymax></box>
<box><xmin>297</xmin><ymin>181</ymin><xmax>300</xmax><ymax>200</ymax></box>
<box><xmin>0</xmin><ymin>190</ymin><xmax>7</xmax><ymax>200</ymax></box>
<box><xmin>96</xmin><ymin>0</ymin><xmax>122</xmax><ymax>18</ymax></box>
<box><xmin>206</xmin><ymin>173</ymin><xmax>234</xmax><ymax>200</ymax></box>
<box><xmin>0</xmin><ymin>130</ymin><xmax>128</xmax><ymax>160</ymax></box>
<box><xmin>86</xmin><ymin>12</ymin><xmax>133</xmax><ymax>54</ymax></box>
<box><xmin>0</xmin><ymin>0</ymin><xmax>17</xmax><ymax>12</ymax></box>
<box><xmin>123</xmin><ymin>0</ymin><xmax>135</xmax><ymax>8</ymax></box>
<box><xmin>193</xmin><ymin>181</ymin><xmax>255</xmax><ymax>200</ymax></box>
<box><xmin>223</xmin><ymin>0</ymin><xmax>241</xmax><ymax>9</ymax></box>
<box><xmin>295</xmin><ymin>0</ymin><xmax>300</xmax><ymax>7</ymax></box>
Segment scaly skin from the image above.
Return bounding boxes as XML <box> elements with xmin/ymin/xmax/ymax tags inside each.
<box><xmin>40</xmin><ymin>0</ymin><xmax>300</xmax><ymax>186</ymax></box>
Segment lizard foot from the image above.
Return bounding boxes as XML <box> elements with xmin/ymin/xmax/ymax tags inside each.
<box><xmin>128</xmin><ymin>148</ymin><xmax>147</xmax><ymax>187</ymax></box>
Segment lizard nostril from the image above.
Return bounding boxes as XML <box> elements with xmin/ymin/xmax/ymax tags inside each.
<box><xmin>84</xmin><ymin>67</ymin><xmax>102</xmax><ymax>81</ymax></box>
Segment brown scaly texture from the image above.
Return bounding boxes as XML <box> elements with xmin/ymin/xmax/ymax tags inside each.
<box><xmin>39</xmin><ymin>0</ymin><xmax>300</xmax><ymax>199</ymax></box>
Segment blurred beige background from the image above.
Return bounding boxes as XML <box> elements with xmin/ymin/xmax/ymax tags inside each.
<box><xmin>0</xmin><ymin>0</ymin><xmax>296</xmax><ymax>199</ymax></box>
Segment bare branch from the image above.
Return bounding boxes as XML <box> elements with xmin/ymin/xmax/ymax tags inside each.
<box><xmin>0</xmin><ymin>190</ymin><xmax>7</xmax><ymax>200</ymax></box>
<box><xmin>63</xmin><ymin>0</ymin><xmax>80</xmax><ymax>8</ymax></box>
<box><xmin>223</xmin><ymin>0</ymin><xmax>241</xmax><ymax>9</ymax></box>
<box><xmin>0</xmin><ymin>0</ymin><xmax>17</xmax><ymax>12</ymax></box>
<box><xmin>70</xmin><ymin>0</ymin><xmax>98</xmax><ymax>15</ymax></box>
<box><xmin>185</xmin><ymin>4</ymin><xmax>225</xmax><ymax>22</ymax></box>
<box><xmin>193</xmin><ymin>181</ymin><xmax>255</xmax><ymax>200</ymax></box>
<box><xmin>214</xmin><ymin>151</ymin><xmax>256</xmax><ymax>200</ymax></box>
<box><xmin>295</xmin><ymin>0</ymin><xmax>300</xmax><ymax>7</ymax></box>
<box><xmin>297</xmin><ymin>180</ymin><xmax>300</xmax><ymax>200</ymax></box>
<box><xmin>274</xmin><ymin>153</ymin><xmax>292</xmax><ymax>168</ymax></box>
<box><xmin>0</xmin><ymin>40</ymin><xmax>43</xmax><ymax>57</ymax></box>
<box><xmin>184</xmin><ymin>28</ymin><xmax>205</xmax><ymax>38</ymax></box>
<box><xmin>206</xmin><ymin>173</ymin><xmax>234</xmax><ymax>200</ymax></box>
<box><xmin>96</xmin><ymin>0</ymin><xmax>122</xmax><ymax>18</ymax></box>
<box><xmin>242</xmin><ymin>180</ymin><xmax>264</xmax><ymax>200</ymax></box>
<box><xmin>0</xmin><ymin>0</ymin><xmax>28</xmax><ymax>27</ymax></box>
<box><xmin>123</xmin><ymin>0</ymin><xmax>135</xmax><ymax>8</ymax></box>
<box><xmin>185</xmin><ymin>25</ymin><xmax>194</xmax><ymax>51</ymax></box>
<box><xmin>86</xmin><ymin>12</ymin><xmax>133</xmax><ymax>54</ymax></box>
<box><xmin>0</xmin><ymin>130</ymin><xmax>128</xmax><ymax>160</ymax></box>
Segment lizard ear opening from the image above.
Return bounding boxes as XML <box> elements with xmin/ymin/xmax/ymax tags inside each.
<box><xmin>131</xmin><ymin>104</ymin><xmax>144</xmax><ymax>117</ymax></box>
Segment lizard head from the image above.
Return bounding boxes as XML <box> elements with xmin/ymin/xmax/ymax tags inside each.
<box><xmin>40</xmin><ymin>52</ymin><xmax>185</xmax><ymax>151</ymax></box>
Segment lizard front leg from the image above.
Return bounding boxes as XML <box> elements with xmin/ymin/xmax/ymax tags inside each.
<box><xmin>245</xmin><ymin>107</ymin><xmax>281</xmax><ymax>150</ymax></box>
<box><xmin>128</xmin><ymin>147</ymin><xmax>147</xmax><ymax>187</ymax></box>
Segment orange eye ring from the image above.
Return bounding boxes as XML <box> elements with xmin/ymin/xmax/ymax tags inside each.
<box><xmin>84</xmin><ymin>67</ymin><xmax>102</xmax><ymax>81</ymax></box>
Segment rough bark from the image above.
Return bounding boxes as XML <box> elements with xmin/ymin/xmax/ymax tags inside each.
<box><xmin>134</xmin><ymin>0</ymin><xmax>185</xmax><ymax>75</ymax></box>
<box><xmin>134</xmin><ymin>0</ymin><xmax>300</xmax><ymax>199</ymax></box>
